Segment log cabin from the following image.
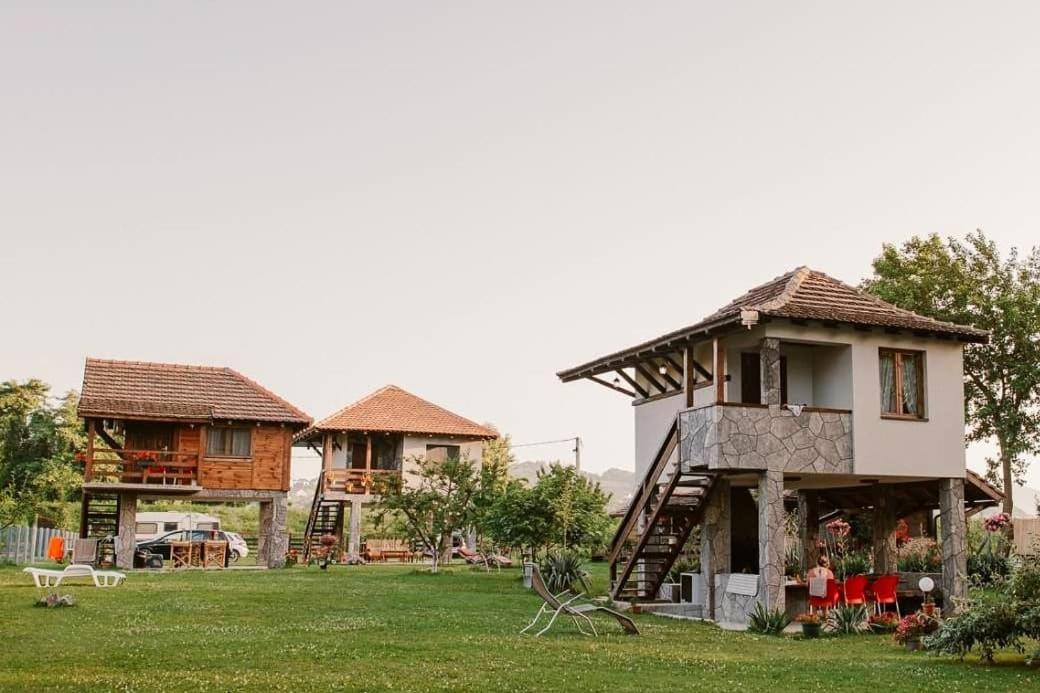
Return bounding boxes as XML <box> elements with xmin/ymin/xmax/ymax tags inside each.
<box><xmin>77</xmin><ymin>358</ymin><xmax>311</xmax><ymax>568</ymax></box>
<box><xmin>557</xmin><ymin>267</ymin><xmax>1001</xmax><ymax>623</ymax></box>
<box><xmin>294</xmin><ymin>385</ymin><xmax>497</xmax><ymax>561</ymax></box>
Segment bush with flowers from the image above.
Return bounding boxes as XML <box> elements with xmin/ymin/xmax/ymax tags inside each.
<box><xmin>868</xmin><ymin>611</ymin><xmax>900</xmax><ymax>633</ymax></box>
<box><xmin>894</xmin><ymin>611</ymin><xmax>939</xmax><ymax>647</ymax></box>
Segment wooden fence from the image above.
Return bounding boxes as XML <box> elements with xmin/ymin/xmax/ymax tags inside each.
<box><xmin>1013</xmin><ymin>518</ymin><xmax>1040</xmax><ymax>555</ymax></box>
<box><xmin>0</xmin><ymin>525</ymin><xmax>79</xmax><ymax>564</ymax></box>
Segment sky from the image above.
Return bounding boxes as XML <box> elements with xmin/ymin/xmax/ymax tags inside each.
<box><xmin>2</xmin><ymin>2</ymin><xmax>1039</xmax><ymax>488</ymax></box>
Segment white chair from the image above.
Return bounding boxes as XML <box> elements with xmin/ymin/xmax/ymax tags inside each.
<box><xmin>24</xmin><ymin>565</ymin><xmax>126</xmax><ymax>588</ymax></box>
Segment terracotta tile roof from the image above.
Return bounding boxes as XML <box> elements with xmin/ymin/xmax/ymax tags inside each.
<box><xmin>558</xmin><ymin>266</ymin><xmax>988</xmax><ymax>380</ymax></box>
<box><xmin>78</xmin><ymin>358</ymin><xmax>311</xmax><ymax>426</ymax></box>
<box><xmin>295</xmin><ymin>385</ymin><xmax>497</xmax><ymax>442</ymax></box>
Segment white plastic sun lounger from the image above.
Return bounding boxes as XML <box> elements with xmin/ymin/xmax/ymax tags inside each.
<box><xmin>24</xmin><ymin>565</ymin><xmax>126</xmax><ymax>588</ymax></box>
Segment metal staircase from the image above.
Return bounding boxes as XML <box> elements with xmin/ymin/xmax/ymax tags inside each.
<box><xmin>609</xmin><ymin>419</ymin><xmax>716</xmax><ymax>602</ymax></box>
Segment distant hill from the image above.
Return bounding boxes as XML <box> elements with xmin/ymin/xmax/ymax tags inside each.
<box><xmin>508</xmin><ymin>461</ymin><xmax>635</xmax><ymax>514</ymax></box>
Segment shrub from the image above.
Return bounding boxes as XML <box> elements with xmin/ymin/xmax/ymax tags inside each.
<box><xmin>827</xmin><ymin>604</ymin><xmax>869</xmax><ymax>635</ymax></box>
<box><xmin>748</xmin><ymin>603</ymin><xmax>791</xmax><ymax>635</ymax></box>
<box><xmin>894</xmin><ymin>611</ymin><xmax>939</xmax><ymax>645</ymax></box>
<box><xmin>967</xmin><ymin>551</ymin><xmax>1010</xmax><ymax>585</ymax></box>
<box><xmin>837</xmin><ymin>551</ymin><xmax>871</xmax><ymax>579</ymax></box>
<box><xmin>868</xmin><ymin>611</ymin><xmax>900</xmax><ymax>633</ymax></box>
<box><xmin>795</xmin><ymin>612</ymin><xmax>823</xmax><ymax>625</ymax></box>
<box><xmin>898</xmin><ymin>538</ymin><xmax>942</xmax><ymax>572</ymax></box>
<box><xmin>540</xmin><ymin>551</ymin><xmax>590</xmax><ymax>594</ymax></box>
<box><xmin>927</xmin><ymin>554</ymin><xmax>1040</xmax><ymax>663</ymax></box>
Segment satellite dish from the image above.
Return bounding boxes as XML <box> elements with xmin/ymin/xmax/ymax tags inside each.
<box><xmin>919</xmin><ymin>576</ymin><xmax>935</xmax><ymax>593</ymax></box>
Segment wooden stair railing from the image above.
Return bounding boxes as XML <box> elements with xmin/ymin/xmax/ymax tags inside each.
<box><xmin>609</xmin><ymin>416</ymin><xmax>716</xmax><ymax>602</ymax></box>
<box><xmin>302</xmin><ymin>471</ymin><xmax>344</xmax><ymax>562</ymax></box>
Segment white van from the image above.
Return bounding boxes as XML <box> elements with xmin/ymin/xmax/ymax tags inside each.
<box><xmin>135</xmin><ymin>511</ymin><xmax>221</xmax><ymax>542</ymax></box>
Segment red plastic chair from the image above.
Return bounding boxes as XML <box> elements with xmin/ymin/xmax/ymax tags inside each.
<box><xmin>870</xmin><ymin>575</ymin><xmax>900</xmax><ymax>617</ymax></box>
<box><xmin>843</xmin><ymin>575</ymin><xmax>869</xmax><ymax>606</ymax></box>
<box><xmin>809</xmin><ymin>578</ymin><xmax>841</xmax><ymax>613</ymax></box>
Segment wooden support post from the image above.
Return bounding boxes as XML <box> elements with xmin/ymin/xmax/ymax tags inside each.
<box><xmin>85</xmin><ymin>419</ymin><xmax>96</xmax><ymax>482</ymax></box>
<box><xmin>683</xmin><ymin>345</ymin><xmax>696</xmax><ymax>407</ymax></box>
<box><xmin>713</xmin><ymin>338</ymin><xmax>726</xmax><ymax>404</ymax></box>
<box><xmin>365</xmin><ymin>435</ymin><xmax>373</xmax><ymax>472</ymax></box>
<box><xmin>322</xmin><ymin>432</ymin><xmax>332</xmax><ymax>472</ymax></box>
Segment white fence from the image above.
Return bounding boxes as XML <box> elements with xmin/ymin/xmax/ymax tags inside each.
<box><xmin>0</xmin><ymin>525</ymin><xmax>78</xmax><ymax>564</ymax></box>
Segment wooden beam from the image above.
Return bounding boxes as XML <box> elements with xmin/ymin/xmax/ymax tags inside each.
<box><xmin>85</xmin><ymin>418</ymin><xmax>95</xmax><ymax>482</ymax></box>
<box><xmin>683</xmin><ymin>345</ymin><xmax>696</xmax><ymax>407</ymax></box>
<box><xmin>615</xmin><ymin>369</ymin><xmax>649</xmax><ymax>399</ymax></box>
<box><xmin>661</xmin><ymin>353</ymin><xmax>683</xmax><ymax>373</ymax></box>
<box><xmin>634</xmin><ymin>362</ymin><xmax>668</xmax><ymax>394</ymax></box>
<box><xmin>653</xmin><ymin>359</ymin><xmax>681</xmax><ymax>390</ymax></box>
<box><xmin>691</xmin><ymin>359</ymin><xmax>713</xmax><ymax>381</ymax></box>
<box><xmin>365</xmin><ymin>435</ymin><xmax>373</xmax><ymax>472</ymax></box>
<box><xmin>588</xmin><ymin>375</ymin><xmax>636</xmax><ymax>398</ymax></box>
<box><xmin>713</xmin><ymin>338</ymin><xmax>726</xmax><ymax>404</ymax></box>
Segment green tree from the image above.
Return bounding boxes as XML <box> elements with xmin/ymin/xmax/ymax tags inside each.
<box><xmin>374</xmin><ymin>454</ymin><xmax>480</xmax><ymax>573</ymax></box>
<box><xmin>0</xmin><ymin>380</ymin><xmax>84</xmax><ymax>530</ymax></box>
<box><xmin>483</xmin><ymin>462</ymin><xmax>612</xmax><ymax>559</ymax></box>
<box><xmin>863</xmin><ymin>231</ymin><xmax>1040</xmax><ymax>515</ymax></box>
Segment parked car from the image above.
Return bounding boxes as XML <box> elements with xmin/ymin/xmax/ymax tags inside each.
<box><xmin>135</xmin><ymin>529</ymin><xmax>244</xmax><ymax>567</ymax></box>
<box><xmin>225</xmin><ymin>532</ymin><xmax>248</xmax><ymax>562</ymax></box>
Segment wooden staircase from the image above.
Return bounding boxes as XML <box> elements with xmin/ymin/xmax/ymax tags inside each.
<box><xmin>80</xmin><ymin>492</ymin><xmax>119</xmax><ymax>538</ymax></box>
<box><xmin>609</xmin><ymin>419</ymin><xmax>716</xmax><ymax>602</ymax></box>
<box><xmin>303</xmin><ymin>478</ymin><xmax>343</xmax><ymax>561</ymax></box>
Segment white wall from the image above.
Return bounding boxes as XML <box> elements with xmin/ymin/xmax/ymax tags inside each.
<box><xmin>811</xmin><ymin>344</ymin><xmax>853</xmax><ymax>409</ymax></box>
<box><xmin>781</xmin><ymin>343</ymin><xmax>814</xmax><ymax>405</ymax></box>
<box><xmin>401</xmin><ymin>435</ymin><xmax>485</xmax><ymax>485</ymax></box>
<box><xmin>633</xmin><ymin>392</ymin><xmax>684</xmax><ymax>477</ymax></box>
<box><xmin>765</xmin><ymin>323</ymin><xmax>966</xmax><ymax>478</ymax></box>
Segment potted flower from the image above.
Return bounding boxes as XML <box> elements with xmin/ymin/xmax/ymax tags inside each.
<box><xmin>318</xmin><ymin>534</ymin><xmax>337</xmax><ymax>570</ymax></box>
<box><xmin>893</xmin><ymin>611</ymin><xmax>939</xmax><ymax>651</ymax></box>
<box><xmin>868</xmin><ymin>611</ymin><xmax>899</xmax><ymax>633</ymax></box>
<box><xmin>795</xmin><ymin>612</ymin><xmax>823</xmax><ymax>638</ymax></box>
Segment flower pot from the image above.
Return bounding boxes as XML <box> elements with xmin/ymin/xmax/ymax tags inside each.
<box><xmin>801</xmin><ymin>623</ymin><xmax>821</xmax><ymax>639</ymax></box>
<box><xmin>904</xmin><ymin>639</ymin><xmax>922</xmax><ymax>652</ymax></box>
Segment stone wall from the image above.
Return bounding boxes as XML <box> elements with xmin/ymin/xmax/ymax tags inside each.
<box><xmin>715</xmin><ymin>574</ymin><xmax>758</xmax><ymax>625</ymax></box>
<box><xmin>680</xmin><ymin>403</ymin><xmax>853</xmax><ymax>473</ymax></box>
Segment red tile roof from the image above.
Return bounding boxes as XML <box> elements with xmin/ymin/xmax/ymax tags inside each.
<box><xmin>558</xmin><ymin>266</ymin><xmax>988</xmax><ymax>380</ymax></box>
<box><xmin>78</xmin><ymin>358</ymin><xmax>311</xmax><ymax>426</ymax></box>
<box><xmin>296</xmin><ymin>385</ymin><xmax>497</xmax><ymax>441</ymax></box>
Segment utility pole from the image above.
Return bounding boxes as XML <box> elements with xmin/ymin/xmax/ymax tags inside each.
<box><xmin>573</xmin><ymin>436</ymin><xmax>581</xmax><ymax>472</ymax></box>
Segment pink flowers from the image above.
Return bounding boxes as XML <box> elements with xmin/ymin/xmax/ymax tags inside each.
<box><xmin>893</xmin><ymin>611</ymin><xmax>939</xmax><ymax>644</ymax></box>
<box><xmin>984</xmin><ymin>512</ymin><xmax>1011</xmax><ymax>533</ymax></box>
<box><xmin>826</xmin><ymin>519</ymin><xmax>851</xmax><ymax>537</ymax></box>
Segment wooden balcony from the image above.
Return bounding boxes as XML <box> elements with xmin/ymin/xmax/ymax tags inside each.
<box><xmin>322</xmin><ymin>468</ymin><xmax>400</xmax><ymax>496</ymax></box>
<box><xmin>79</xmin><ymin>447</ymin><xmax>201</xmax><ymax>492</ymax></box>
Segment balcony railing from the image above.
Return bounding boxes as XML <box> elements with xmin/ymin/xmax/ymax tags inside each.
<box><xmin>322</xmin><ymin>468</ymin><xmax>401</xmax><ymax>495</ymax></box>
<box><xmin>80</xmin><ymin>447</ymin><xmax>201</xmax><ymax>486</ymax></box>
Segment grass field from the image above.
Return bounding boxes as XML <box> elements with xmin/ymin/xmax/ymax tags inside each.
<box><xmin>0</xmin><ymin>562</ymin><xmax>1036</xmax><ymax>691</ymax></box>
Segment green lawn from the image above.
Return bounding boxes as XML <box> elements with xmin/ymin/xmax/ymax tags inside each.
<box><xmin>0</xmin><ymin>563</ymin><xmax>1035</xmax><ymax>691</ymax></box>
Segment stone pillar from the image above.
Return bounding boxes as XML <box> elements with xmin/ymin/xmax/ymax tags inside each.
<box><xmin>115</xmin><ymin>493</ymin><xmax>137</xmax><ymax>569</ymax></box>
<box><xmin>760</xmin><ymin>337</ymin><xmax>782</xmax><ymax>406</ymax></box>
<box><xmin>700</xmin><ymin>478</ymin><xmax>731</xmax><ymax>619</ymax></box>
<box><xmin>758</xmin><ymin>469</ymin><xmax>785</xmax><ymax>613</ymax></box>
<box><xmin>939</xmin><ymin>478</ymin><xmax>967</xmax><ymax>612</ymax></box>
<box><xmin>798</xmin><ymin>490</ymin><xmax>820</xmax><ymax>575</ymax></box>
<box><xmin>258</xmin><ymin>494</ymin><xmax>289</xmax><ymax>568</ymax></box>
<box><xmin>872</xmin><ymin>485</ymin><xmax>898</xmax><ymax>575</ymax></box>
<box><xmin>347</xmin><ymin>498</ymin><xmax>363</xmax><ymax>559</ymax></box>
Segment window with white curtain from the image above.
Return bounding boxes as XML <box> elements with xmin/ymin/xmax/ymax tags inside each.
<box><xmin>879</xmin><ymin>349</ymin><xmax>925</xmax><ymax>419</ymax></box>
<box><xmin>207</xmin><ymin>427</ymin><xmax>252</xmax><ymax>457</ymax></box>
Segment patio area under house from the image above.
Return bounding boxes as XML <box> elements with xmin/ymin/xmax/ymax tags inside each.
<box><xmin>558</xmin><ymin>267</ymin><xmax>1002</xmax><ymax>625</ymax></box>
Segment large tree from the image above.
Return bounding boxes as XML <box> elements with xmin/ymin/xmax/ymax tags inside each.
<box><xmin>863</xmin><ymin>231</ymin><xmax>1040</xmax><ymax>515</ymax></box>
<box><xmin>0</xmin><ymin>380</ymin><xmax>83</xmax><ymax>530</ymax></box>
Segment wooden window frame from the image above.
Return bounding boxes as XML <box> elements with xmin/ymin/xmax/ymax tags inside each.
<box><xmin>206</xmin><ymin>426</ymin><xmax>253</xmax><ymax>459</ymax></box>
<box><xmin>879</xmin><ymin>348</ymin><xmax>926</xmax><ymax>420</ymax></box>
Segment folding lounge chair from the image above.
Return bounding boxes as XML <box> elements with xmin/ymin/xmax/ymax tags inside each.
<box><xmin>521</xmin><ymin>564</ymin><xmax>639</xmax><ymax>637</ymax></box>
